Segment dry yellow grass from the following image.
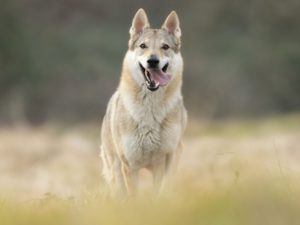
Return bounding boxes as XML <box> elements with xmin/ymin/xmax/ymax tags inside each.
<box><xmin>0</xmin><ymin>114</ymin><xmax>300</xmax><ymax>224</ymax></box>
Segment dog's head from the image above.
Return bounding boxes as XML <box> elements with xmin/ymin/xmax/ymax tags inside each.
<box><xmin>126</xmin><ymin>9</ymin><xmax>182</xmax><ymax>92</ymax></box>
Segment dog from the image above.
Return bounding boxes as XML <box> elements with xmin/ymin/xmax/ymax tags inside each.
<box><xmin>100</xmin><ymin>8</ymin><xmax>187</xmax><ymax>197</ymax></box>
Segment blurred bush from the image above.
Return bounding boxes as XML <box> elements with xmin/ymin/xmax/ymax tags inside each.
<box><xmin>0</xmin><ymin>0</ymin><xmax>299</xmax><ymax>124</ymax></box>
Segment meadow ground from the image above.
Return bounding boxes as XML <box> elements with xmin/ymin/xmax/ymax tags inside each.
<box><xmin>0</xmin><ymin>114</ymin><xmax>300</xmax><ymax>225</ymax></box>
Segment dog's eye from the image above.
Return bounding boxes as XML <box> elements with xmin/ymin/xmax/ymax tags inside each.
<box><xmin>162</xmin><ymin>44</ymin><xmax>170</xmax><ymax>50</ymax></box>
<box><xmin>140</xmin><ymin>43</ymin><xmax>147</xmax><ymax>49</ymax></box>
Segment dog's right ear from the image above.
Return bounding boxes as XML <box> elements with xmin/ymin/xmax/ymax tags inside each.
<box><xmin>130</xmin><ymin>8</ymin><xmax>150</xmax><ymax>36</ymax></box>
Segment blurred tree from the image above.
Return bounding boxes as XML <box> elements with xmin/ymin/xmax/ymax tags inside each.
<box><xmin>0</xmin><ymin>0</ymin><xmax>37</xmax><ymax>124</ymax></box>
<box><xmin>0</xmin><ymin>0</ymin><xmax>299</xmax><ymax>123</ymax></box>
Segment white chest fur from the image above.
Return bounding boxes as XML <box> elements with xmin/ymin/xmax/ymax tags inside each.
<box><xmin>120</xmin><ymin>87</ymin><xmax>182</xmax><ymax>169</ymax></box>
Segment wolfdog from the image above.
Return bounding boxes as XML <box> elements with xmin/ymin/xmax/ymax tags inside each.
<box><xmin>100</xmin><ymin>8</ymin><xmax>187</xmax><ymax>196</ymax></box>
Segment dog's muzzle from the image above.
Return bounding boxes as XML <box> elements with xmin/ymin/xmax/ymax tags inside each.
<box><xmin>139</xmin><ymin>63</ymin><xmax>171</xmax><ymax>92</ymax></box>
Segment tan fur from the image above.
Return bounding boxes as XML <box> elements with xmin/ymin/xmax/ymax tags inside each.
<box><xmin>100</xmin><ymin>9</ymin><xmax>187</xmax><ymax>197</ymax></box>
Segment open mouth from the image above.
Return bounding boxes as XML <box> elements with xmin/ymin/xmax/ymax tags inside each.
<box><xmin>139</xmin><ymin>63</ymin><xmax>171</xmax><ymax>92</ymax></box>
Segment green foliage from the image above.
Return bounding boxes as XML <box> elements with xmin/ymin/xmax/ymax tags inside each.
<box><xmin>0</xmin><ymin>0</ymin><xmax>34</xmax><ymax>94</ymax></box>
<box><xmin>0</xmin><ymin>0</ymin><xmax>299</xmax><ymax>123</ymax></box>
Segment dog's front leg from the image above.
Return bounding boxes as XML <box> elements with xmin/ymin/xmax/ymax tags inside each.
<box><xmin>151</xmin><ymin>159</ymin><xmax>168</xmax><ymax>194</ymax></box>
<box><xmin>121</xmin><ymin>162</ymin><xmax>138</xmax><ymax>197</ymax></box>
<box><xmin>152</xmin><ymin>157</ymin><xmax>173</xmax><ymax>194</ymax></box>
<box><xmin>152</xmin><ymin>151</ymin><xmax>179</xmax><ymax>194</ymax></box>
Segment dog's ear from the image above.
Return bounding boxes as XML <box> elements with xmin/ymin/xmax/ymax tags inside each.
<box><xmin>162</xmin><ymin>11</ymin><xmax>181</xmax><ymax>38</ymax></box>
<box><xmin>130</xmin><ymin>8</ymin><xmax>150</xmax><ymax>36</ymax></box>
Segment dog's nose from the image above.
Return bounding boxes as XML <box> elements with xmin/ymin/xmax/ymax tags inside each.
<box><xmin>147</xmin><ymin>56</ymin><xmax>159</xmax><ymax>68</ymax></box>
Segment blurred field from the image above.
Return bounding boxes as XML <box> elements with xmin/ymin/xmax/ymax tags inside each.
<box><xmin>0</xmin><ymin>114</ymin><xmax>300</xmax><ymax>224</ymax></box>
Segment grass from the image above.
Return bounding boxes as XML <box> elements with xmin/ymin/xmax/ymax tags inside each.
<box><xmin>0</xmin><ymin>113</ymin><xmax>300</xmax><ymax>224</ymax></box>
<box><xmin>1</xmin><ymin>183</ymin><xmax>300</xmax><ymax>225</ymax></box>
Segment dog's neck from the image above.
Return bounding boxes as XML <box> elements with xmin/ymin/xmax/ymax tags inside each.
<box><xmin>118</xmin><ymin>64</ymin><xmax>182</xmax><ymax>124</ymax></box>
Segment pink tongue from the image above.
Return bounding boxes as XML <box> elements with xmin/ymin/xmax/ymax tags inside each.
<box><xmin>148</xmin><ymin>69</ymin><xmax>171</xmax><ymax>86</ymax></box>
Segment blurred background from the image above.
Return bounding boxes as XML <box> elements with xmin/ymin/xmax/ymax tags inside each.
<box><xmin>1</xmin><ymin>0</ymin><xmax>300</xmax><ymax>125</ymax></box>
<box><xmin>1</xmin><ymin>0</ymin><xmax>300</xmax><ymax>210</ymax></box>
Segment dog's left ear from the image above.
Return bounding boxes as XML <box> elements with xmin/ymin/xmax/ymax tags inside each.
<box><xmin>162</xmin><ymin>11</ymin><xmax>181</xmax><ymax>38</ymax></box>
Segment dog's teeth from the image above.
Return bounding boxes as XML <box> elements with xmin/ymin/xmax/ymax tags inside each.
<box><xmin>144</xmin><ymin>70</ymin><xmax>151</xmax><ymax>82</ymax></box>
